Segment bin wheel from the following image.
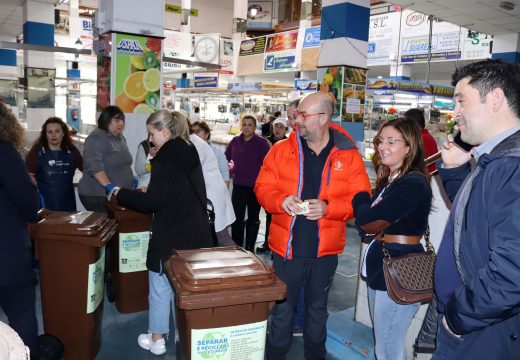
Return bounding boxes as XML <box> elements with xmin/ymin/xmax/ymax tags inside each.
<box><xmin>37</xmin><ymin>334</ymin><xmax>64</xmax><ymax>360</ymax></box>
<box><xmin>105</xmin><ymin>271</ymin><xmax>115</xmax><ymax>303</ymax></box>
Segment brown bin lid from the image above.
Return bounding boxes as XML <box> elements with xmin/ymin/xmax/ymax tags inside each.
<box><xmin>33</xmin><ymin>219</ymin><xmax>117</xmax><ymax>247</ymax></box>
<box><xmin>165</xmin><ymin>246</ymin><xmax>287</xmax><ymax>310</ymax></box>
<box><xmin>107</xmin><ymin>198</ymin><xmax>151</xmax><ymax>221</ymax></box>
<box><xmin>167</xmin><ymin>246</ymin><xmax>276</xmax><ymax>292</ymax></box>
<box><xmin>31</xmin><ymin>210</ymin><xmax>113</xmax><ymax>236</ymax></box>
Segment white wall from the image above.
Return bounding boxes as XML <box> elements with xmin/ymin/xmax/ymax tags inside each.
<box><xmin>164</xmin><ymin>0</ymin><xmax>234</xmax><ymax>37</ymax></box>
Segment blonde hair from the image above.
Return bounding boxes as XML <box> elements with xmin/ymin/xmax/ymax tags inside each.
<box><xmin>146</xmin><ymin>109</ymin><xmax>190</xmax><ymax>143</ymax></box>
<box><xmin>0</xmin><ymin>100</ymin><xmax>25</xmax><ymax>150</ymax></box>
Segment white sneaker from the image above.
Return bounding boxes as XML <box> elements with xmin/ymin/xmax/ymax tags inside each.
<box><xmin>138</xmin><ymin>333</ymin><xmax>167</xmax><ymax>355</ymax></box>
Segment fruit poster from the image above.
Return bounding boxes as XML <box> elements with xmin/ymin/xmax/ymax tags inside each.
<box><xmin>317</xmin><ymin>66</ymin><xmax>343</xmax><ymax>119</ymax></box>
<box><xmin>96</xmin><ymin>33</ymin><xmax>112</xmax><ymax>111</ymax></box>
<box><xmin>114</xmin><ymin>34</ymin><xmax>162</xmax><ymax>114</ymax></box>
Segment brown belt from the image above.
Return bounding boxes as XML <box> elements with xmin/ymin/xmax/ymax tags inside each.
<box><xmin>375</xmin><ymin>234</ymin><xmax>421</xmax><ymax>245</ymax></box>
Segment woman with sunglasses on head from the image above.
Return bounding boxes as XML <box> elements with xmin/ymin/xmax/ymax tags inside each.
<box><xmin>26</xmin><ymin>117</ymin><xmax>83</xmax><ymax>211</ymax></box>
<box><xmin>225</xmin><ymin>115</ymin><xmax>270</xmax><ymax>251</ymax></box>
<box><xmin>352</xmin><ymin>117</ymin><xmax>432</xmax><ymax>360</ymax></box>
<box><xmin>78</xmin><ymin>105</ymin><xmax>134</xmax><ymax>212</ymax></box>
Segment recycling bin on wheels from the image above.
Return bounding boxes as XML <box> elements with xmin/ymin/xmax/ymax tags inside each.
<box><xmin>165</xmin><ymin>246</ymin><xmax>287</xmax><ymax>360</ymax></box>
<box><xmin>31</xmin><ymin>210</ymin><xmax>117</xmax><ymax>360</ymax></box>
<box><xmin>108</xmin><ymin>198</ymin><xmax>151</xmax><ymax>313</ymax></box>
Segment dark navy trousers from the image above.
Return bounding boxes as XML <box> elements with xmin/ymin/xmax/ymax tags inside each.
<box><xmin>267</xmin><ymin>253</ymin><xmax>338</xmax><ymax>360</ymax></box>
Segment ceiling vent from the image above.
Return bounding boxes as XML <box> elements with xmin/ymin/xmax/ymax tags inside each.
<box><xmin>499</xmin><ymin>1</ymin><xmax>515</xmax><ymax>11</ymax></box>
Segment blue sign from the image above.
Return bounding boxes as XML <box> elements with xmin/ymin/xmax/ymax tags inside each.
<box><xmin>294</xmin><ymin>79</ymin><xmax>317</xmax><ymax>91</ymax></box>
<box><xmin>303</xmin><ymin>27</ymin><xmax>321</xmax><ymax>48</ymax></box>
<box><xmin>194</xmin><ymin>74</ymin><xmax>218</xmax><ymax>88</ymax></box>
<box><xmin>264</xmin><ymin>55</ymin><xmax>295</xmax><ymax>71</ymax></box>
<box><xmin>368</xmin><ymin>42</ymin><xmax>376</xmax><ymax>53</ymax></box>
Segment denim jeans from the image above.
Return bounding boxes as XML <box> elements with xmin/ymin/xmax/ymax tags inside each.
<box><xmin>148</xmin><ymin>269</ymin><xmax>176</xmax><ymax>336</ymax></box>
<box><xmin>431</xmin><ymin>315</ymin><xmax>462</xmax><ymax>360</ymax></box>
<box><xmin>368</xmin><ymin>287</ymin><xmax>420</xmax><ymax>360</ymax></box>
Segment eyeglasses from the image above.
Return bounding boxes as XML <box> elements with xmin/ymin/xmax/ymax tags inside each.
<box><xmin>374</xmin><ymin>137</ymin><xmax>407</xmax><ymax>147</ymax></box>
<box><xmin>296</xmin><ymin>112</ymin><xmax>329</xmax><ymax>120</ymax></box>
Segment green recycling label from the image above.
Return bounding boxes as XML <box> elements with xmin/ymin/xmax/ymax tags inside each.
<box><xmin>86</xmin><ymin>247</ymin><xmax>105</xmax><ymax>314</ymax></box>
<box><xmin>191</xmin><ymin>320</ymin><xmax>267</xmax><ymax>359</ymax></box>
<box><xmin>119</xmin><ymin>231</ymin><xmax>150</xmax><ymax>273</ymax></box>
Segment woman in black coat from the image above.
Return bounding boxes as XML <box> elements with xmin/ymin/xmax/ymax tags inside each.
<box><xmin>0</xmin><ymin>101</ymin><xmax>40</xmax><ymax>358</ymax></box>
<box><xmin>113</xmin><ymin>109</ymin><xmax>212</xmax><ymax>356</ymax></box>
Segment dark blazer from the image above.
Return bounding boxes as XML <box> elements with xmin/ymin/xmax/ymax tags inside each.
<box><xmin>438</xmin><ymin>130</ymin><xmax>520</xmax><ymax>359</ymax></box>
<box><xmin>116</xmin><ymin>138</ymin><xmax>212</xmax><ymax>273</ymax></box>
<box><xmin>0</xmin><ymin>140</ymin><xmax>39</xmax><ymax>286</ymax></box>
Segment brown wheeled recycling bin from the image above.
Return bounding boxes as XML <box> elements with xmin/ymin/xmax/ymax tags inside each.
<box><xmin>107</xmin><ymin>198</ymin><xmax>151</xmax><ymax>313</ymax></box>
<box><xmin>165</xmin><ymin>246</ymin><xmax>287</xmax><ymax>360</ymax></box>
<box><xmin>31</xmin><ymin>210</ymin><xmax>117</xmax><ymax>360</ymax></box>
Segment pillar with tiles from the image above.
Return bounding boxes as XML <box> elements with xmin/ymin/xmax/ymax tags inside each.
<box><xmin>492</xmin><ymin>33</ymin><xmax>520</xmax><ymax>63</ymax></box>
<box><xmin>23</xmin><ymin>0</ymin><xmax>55</xmax><ymax>131</ymax></box>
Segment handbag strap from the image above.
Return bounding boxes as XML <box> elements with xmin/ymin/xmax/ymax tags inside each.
<box><xmin>380</xmin><ymin>225</ymin><xmax>434</xmax><ymax>259</ymax></box>
<box><xmin>184</xmin><ymin>170</ymin><xmax>215</xmax><ymax>223</ymax></box>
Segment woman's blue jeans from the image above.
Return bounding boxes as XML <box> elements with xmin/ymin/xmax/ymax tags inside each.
<box><xmin>368</xmin><ymin>287</ymin><xmax>420</xmax><ymax>360</ymax></box>
<box><xmin>148</xmin><ymin>269</ymin><xmax>176</xmax><ymax>337</ymax></box>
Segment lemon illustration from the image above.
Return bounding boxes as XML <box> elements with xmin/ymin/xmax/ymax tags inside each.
<box><xmin>123</xmin><ymin>71</ymin><xmax>147</xmax><ymax>102</ymax></box>
<box><xmin>143</xmin><ymin>68</ymin><xmax>161</xmax><ymax>93</ymax></box>
<box><xmin>133</xmin><ymin>103</ymin><xmax>154</xmax><ymax>114</ymax></box>
<box><xmin>130</xmin><ymin>56</ymin><xmax>146</xmax><ymax>70</ymax></box>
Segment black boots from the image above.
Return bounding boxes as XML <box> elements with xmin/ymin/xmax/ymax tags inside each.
<box><xmin>245</xmin><ymin>220</ymin><xmax>260</xmax><ymax>252</ymax></box>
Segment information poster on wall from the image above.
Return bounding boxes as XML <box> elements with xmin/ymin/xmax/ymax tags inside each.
<box><xmin>86</xmin><ymin>248</ymin><xmax>105</xmax><ymax>314</ymax></box>
<box><xmin>317</xmin><ymin>66</ymin><xmax>343</xmax><ymax>119</ymax></box>
<box><xmin>97</xmin><ymin>33</ymin><xmax>112</xmax><ymax>111</ymax></box>
<box><xmin>114</xmin><ymin>33</ymin><xmax>162</xmax><ymax>114</ymax></box>
<box><xmin>239</xmin><ymin>37</ymin><xmax>266</xmax><ymax>56</ymax></box>
<box><xmin>119</xmin><ymin>232</ymin><xmax>149</xmax><ymax>273</ymax></box>
<box><xmin>191</xmin><ymin>320</ymin><xmax>267</xmax><ymax>360</ymax></box>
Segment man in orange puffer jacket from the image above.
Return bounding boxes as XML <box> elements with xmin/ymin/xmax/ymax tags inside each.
<box><xmin>255</xmin><ymin>92</ymin><xmax>371</xmax><ymax>359</ymax></box>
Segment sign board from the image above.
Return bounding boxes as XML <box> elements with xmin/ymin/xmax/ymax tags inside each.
<box><xmin>227</xmin><ymin>82</ymin><xmax>262</xmax><ymax>92</ymax></box>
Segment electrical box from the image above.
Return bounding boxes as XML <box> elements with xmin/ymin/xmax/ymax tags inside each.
<box><xmin>95</xmin><ymin>0</ymin><xmax>164</xmax><ymax>37</ymax></box>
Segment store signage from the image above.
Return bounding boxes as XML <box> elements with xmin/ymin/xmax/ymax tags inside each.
<box><xmin>239</xmin><ymin>37</ymin><xmax>266</xmax><ymax>56</ymax></box>
<box><xmin>164</xmin><ymin>4</ymin><xmax>198</xmax><ymax>16</ymax></box>
<box><xmin>367</xmin><ymin>78</ymin><xmax>454</xmax><ymax>97</ymax></box>
<box><xmin>227</xmin><ymin>82</ymin><xmax>262</xmax><ymax>92</ymax></box>
<box><xmin>406</xmin><ymin>12</ymin><xmax>426</xmax><ymax>26</ymax></box>
<box><xmin>265</xmin><ymin>30</ymin><xmax>298</xmax><ymax>52</ymax></box>
<box><xmin>246</xmin><ymin>1</ymin><xmax>273</xmax><ymax>30</ymax></box>
<box><xmin>264</xmin><ymin>53</ymin><xmax>295</xmax><ymax>72</ymax></box>
<box><xmin>194</xmin><ymin>72</ymin><xmax>219</xmax><ymax>88</ymax></box>
<box><xmin>295</xmin><ymin>79</ymin><xmax>318</xmax><ymax>91</ymax></box>
<box><xmin>303</xmin><ymin>27</ymin><xmax>320</xmax><ymax>48</ymax></box>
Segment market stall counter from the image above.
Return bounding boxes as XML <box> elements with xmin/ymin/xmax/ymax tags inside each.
<box><xmin>107</xmin><ymin>198</ymin><xmax>151</xmax><ymax>313</ymax></box>
<box><xmin>165</xmin><ymin>246</ymin><xmax>287</xmax><ymax>360</ymax></box>
<box><xmin>30</xmin><ymin>210</ymin><xmax>117</xmax><ymax>360</ymax></box>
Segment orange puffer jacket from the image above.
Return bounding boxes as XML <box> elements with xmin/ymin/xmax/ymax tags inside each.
<box><xmin>255</xmin><ymin>123</ymin><xmax>371</xmax><ymax>259</ymax></box>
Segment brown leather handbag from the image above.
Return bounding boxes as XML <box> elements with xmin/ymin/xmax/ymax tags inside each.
<box><xmin>381</xmin><ymin>227</ymin><xmax>436</xmax><ymax>305</ymax></box>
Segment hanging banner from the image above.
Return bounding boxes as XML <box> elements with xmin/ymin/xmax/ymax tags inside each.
<box><xmin>264</xmin><ymin>51</ymin><xmax>296</xmax><ymax>72</ymax></box>
<box><xmin>303</xmin><ymin>26</ymin><xmax>321</xmax><ymax>48</ymax></box>
<box><xmin>194</xmin><ymin>72</ymin><xmax>219</xmax><ymax>88</ymax></box>
<box><xmin>367</xmin><ymin>78</ymin><xmax>454</xmax><ymax>97</ymax></box>
<box><xmin>294</xmin><ymin>79</ymin><xmax>318</xmax><ymax>91</ymax></box>
<box><xmin>227</xmin><ymin>82</ymin><xmax>262</xmax><ymax>92</ymax></box>
<box><xmin>265</xmin><ymin>30</ymin><xmax>298</xmax><ymax>52</ymax></box>
<box><xmin>114</xmin><ymin>33</ymin><xmax>162</xmax><ymax>114</ymax></box>
<box><xmin>239</xmin><ymin>37</ymin><xmax>266</xmax><ymax>56</ymax></box>
<box><xmin>317</xmin><ymin>66</ymin><xmax>343</xmax><ymax>119</ymax></box>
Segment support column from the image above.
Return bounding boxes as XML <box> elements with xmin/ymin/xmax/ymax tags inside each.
<box><xmin>23</xmin><ymin>0</ymin><xmax>56</xmax><ymax>130</ymax></box>
<box><xmin>232</xmin><ymin>0</ymin><xmax>247</xmax><ymax>83</ymax></box>
<box><xmin>492</xmin><ymin>33</ymin><xmax>520</xmax><ymax>63</ymax></box>
<box><xmin>389</xmin><ymin>64</ymin><xmax>411</xmax><ymax>81</ymax></box>
<box><xmin>318</xmin><ymin>0</ymin><xmax>370</xmax><ymax>135</ymax></box>
<box><xmin>0</xmin><ymin>36</ymin><xmax>19</xmax><ymax>112</ymax></box>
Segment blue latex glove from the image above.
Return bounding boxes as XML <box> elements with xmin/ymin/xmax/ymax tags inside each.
<box><xmin>104</xmin><ymin>183</ymin><xmax>116</xmax><ymax>194</ymax></box>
